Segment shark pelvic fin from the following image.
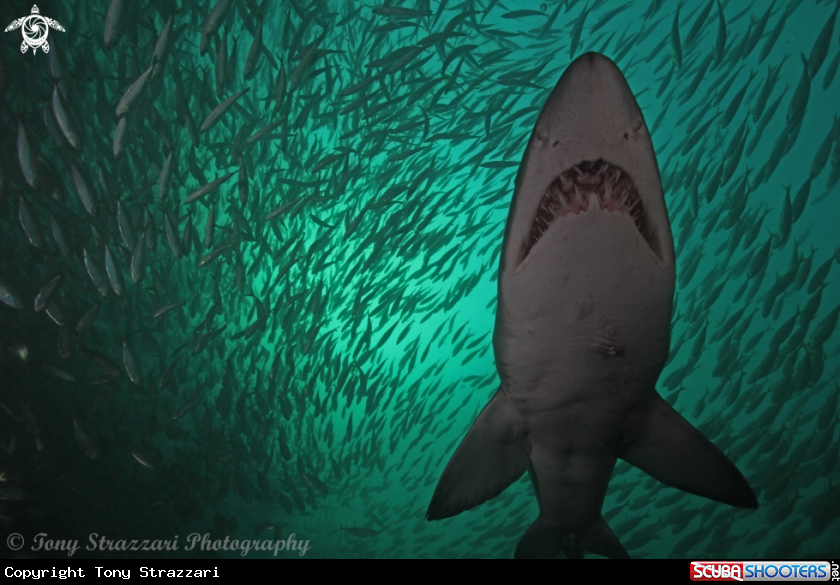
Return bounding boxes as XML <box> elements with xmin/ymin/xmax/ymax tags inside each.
<box><xmin>617</xmin><ymin>393</ymin><xmax>758</xmax><ymax>509</ymax></box>
<box><xmin>515</xmin><ymin>516</ymin><xmax>630</xmax><ymax>559</ymax></box>
<box><xmin>426</xmin><ymin>388</ymin><xmax>530</xmax><ymax>521</ymax></box>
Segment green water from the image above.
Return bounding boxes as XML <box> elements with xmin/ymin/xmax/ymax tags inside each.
<box><xmin>0</xmin><ymin>0</ymin><xmax>838</xmax><ymax>559</ymax></box>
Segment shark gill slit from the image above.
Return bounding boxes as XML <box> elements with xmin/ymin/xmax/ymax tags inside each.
<box><xmin>526</xmin><ymin>159</ymin><xmax>650</xmax><ymax>255</ymax></box>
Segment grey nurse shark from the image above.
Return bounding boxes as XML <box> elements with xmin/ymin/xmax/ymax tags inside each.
<box><xmin>427</xmin><ymin>52</ymin><xmax>757</xmax><ymax>559</ymax></box>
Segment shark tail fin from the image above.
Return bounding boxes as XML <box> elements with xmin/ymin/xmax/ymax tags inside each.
<box><xmin>515</xmin><ymin>517</ymin><xmax>630</xmax><ymax>559</ymax></box>
<box><xmin>617</xmin><ymin>393</ymin><xmax>758</xmax><ymax>509</ymax></box>
<box><xmin>426</xmin><ymin>389</ymin><xmax>530</xmax><ymax>521</ymax></box>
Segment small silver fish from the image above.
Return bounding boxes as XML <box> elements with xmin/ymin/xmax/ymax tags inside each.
<box><xmin>74</xmin><ymin>419</ymin><xmax>101</xmax><ymax>460</ymax></box>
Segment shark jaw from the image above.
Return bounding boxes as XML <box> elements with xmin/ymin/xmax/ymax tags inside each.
<box><xmin>525</xmin><ymin>159</ymin><xmax>651</xmax><ymax>262</ymax></box>
<box><xmin>427</xmin><ymin>53</ymin><xmax>757</xmax><ymax>559</ymax></box>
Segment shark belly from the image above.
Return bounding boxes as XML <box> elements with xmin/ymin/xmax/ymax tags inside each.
<box><xmin>526</xmin><ymin>406</ymin><xmax>621</xmax><ymax>526</ymax></box>
<box><xmin>500</xmin><ymin>206</ymin><xmax>667</xmax><ymax>528</ymax></box>
<box><xmin>496</xmin><ymin>198</ymin><xmax>673</xmax><ymax>415</ymax></box>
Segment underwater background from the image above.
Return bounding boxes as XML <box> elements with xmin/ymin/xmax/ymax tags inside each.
<box><xmin>0</xmin><ymin>0</ymin><xmax>838</xmax><ymax>559</ymax></box>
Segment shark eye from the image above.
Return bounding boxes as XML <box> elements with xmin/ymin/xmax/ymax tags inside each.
<box><xmin>525</xmin><ymin>159</ymin><xmax>650</xmax><ymax>257</ymax></box>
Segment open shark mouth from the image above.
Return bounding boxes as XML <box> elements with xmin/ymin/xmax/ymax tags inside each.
<box><xmin>527</xmin><ymin>159</ymin><xmax>649</xmax><ymax>256</ymax></box>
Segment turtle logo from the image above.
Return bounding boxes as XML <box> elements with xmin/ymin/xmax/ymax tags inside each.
<box><xmin>4</xmin><ymin>5</ymin><xmax>65</xmax><ymax>55</ymax></box>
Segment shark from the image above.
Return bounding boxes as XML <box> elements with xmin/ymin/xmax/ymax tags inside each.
<box><xmin>426</xmin><ymin>52</ymin><xmax>758</xmax><ymax>559</ymax></box>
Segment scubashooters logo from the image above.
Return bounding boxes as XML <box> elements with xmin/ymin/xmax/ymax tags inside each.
<box><xmin>691</xmin><ymin>561</ymin><xmax>833</xmax><ymax>581</ymax></box>
<box><xmin>4</xmin><ymin>5</ymin><xmax>65</xmax><ymax>54</ymax></box>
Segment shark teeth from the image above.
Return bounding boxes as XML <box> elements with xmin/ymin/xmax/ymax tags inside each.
<box><xmin>528</xmin><ymin>159</ymin><xmax>648</xmax><ymax>253</ymax></box>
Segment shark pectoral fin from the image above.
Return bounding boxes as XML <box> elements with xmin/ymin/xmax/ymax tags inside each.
<box><xmin>617</xmin><ymin>394</ymin><xmax>758</xmax><ymax>509</ymax></box>
<box><xmin>515</xmin><ymin>517</ymin><xmax>629</xmax><ymax>559</ymax></box>
<box><xmin>426</xmin><ymin>389</ymin><xmax>530</xmax><ymax>521</ymax></box>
